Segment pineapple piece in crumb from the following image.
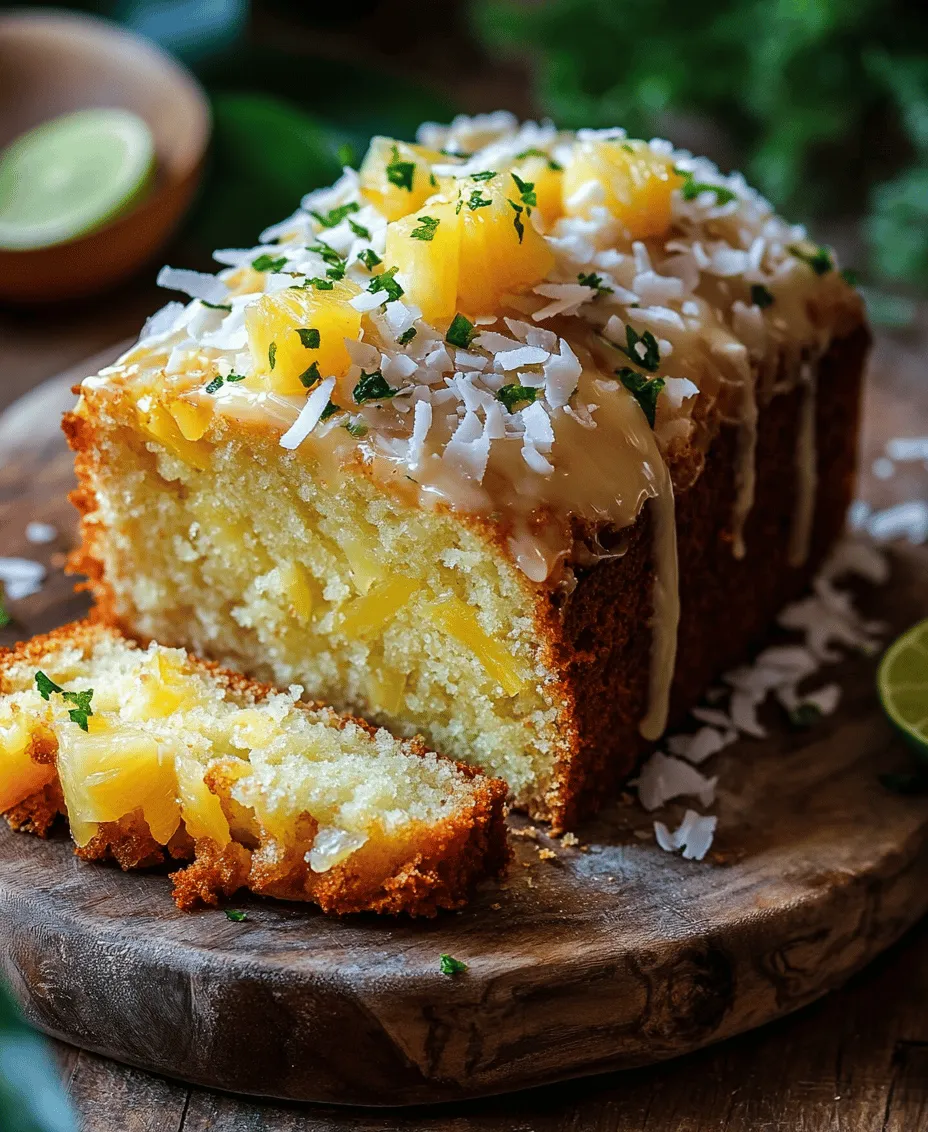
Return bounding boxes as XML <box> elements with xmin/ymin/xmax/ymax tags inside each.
<box><xmin>386</xmin><ymin>199</ymin><xmax>461</xmax><ymax>325</ymax></box>
<box><xmin>359</xmin><ymin>136</ymin><xmax>445</xmax><ymax>221</ymax></box>
<box><xmin>562</xmin><ymin>139</ymin><xmax>682</xmax><ymax>239</ymax></box>
<box><xmin>0</xmin><ymin>710</ymin><xmax>55</xmax><ymax>811</ymax></box>
<box><xmin>245</xmin><ymin>281</ymin><xmax>361</xmax><ymax>397</ymax></box>
<box><xmin>338</xmin><ymin>576</ymin><xmax>419</xmax><ymax>640</ymax></box>
<box><xmin>456</xmin><ymin>173</ymin><xmax>555</xmax><ymax>316</ymax></box>
<box><xmin>424</xmin><ymin>595</ymin><xmax>527</xmax><ymax>697</ymax></box>
<box><xmin>167</xmin><ymin>397</ymin><xmax>213</xmax><ymax>443</ymax></box>
<box><xmin>137</xmin><ymin>402</ymin><xmax>212</xmax><ymax>471</ymax></box>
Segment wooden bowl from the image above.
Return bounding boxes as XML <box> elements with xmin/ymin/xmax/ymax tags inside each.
<box><xmin>0</xmin><ymin>10</ymin><xmax>211</xmax><ymax>304</ymax></box>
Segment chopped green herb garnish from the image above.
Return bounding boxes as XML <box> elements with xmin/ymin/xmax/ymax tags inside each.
<box><xmin>439</xmin><ymin>953</ymin><xmax>468</xmax><ymax>976</ymax></box>
<box><xmin>397</xmin><ymin>327</ymin><xmax>418</xmax><ymax>346</ymax></box>
<box><xmin>368</xmin><ymin>266</ymin><xmax>404</xmax><ymax>302</ymax></box>
<box><xmin>205</xmin><ymin>375</ymin><xmax>225</xmax><ymax>394</ymax></box>
<box><xmin>35</xmin><ymin>671</ymin><xmax>62</xmax><ymax>700</ymax></box>
<box><xmin>788</xmin><ymin>702</ymin><xmax>822</xmax><ymax>729</ymax></box>
<box><xmin>307</xmin><ymin>243</ymin><xmax>345</xmax><ymax>268</ymax></box>
<box><xmin>440</xmin><ymin>147</ymin><xmax>473</xmax><ymax>158</ymax></box>
<box><xmin>578</xmin><ymin>271</ymin><xmax>612</xmax><ymax>293</ymax></box>
<box><xmin>62</xmin><ymin>688</ymin><xmax>94</xmax><ymax>732</ymax></box>
<box><xmin>296</xmin><ymin>328</ymin><xmax>321</xmax><ymax>350</ymax></box>
<box><xmin>0</xmin><ymin>589</ymin><xmax>10</xmax><ymax>629</ymax></box>
<box><xmin>509</xmin><ymin>199</ymin><xmax>525</xmax><ymax>243</ymax></box>
<box><xmin>466</xmin><ymin>188</ymin><xmax>492</xmax><ymax>211</ymax></box>
<box><xmin>326</xmin><ymin>264</ymin><xmax>346</xmax><ymax>281</ymax></box>
<box><xmin>353</xmin><ymin>369</ymin><xmax>397</xmax><ymax>403</ymax></box>
<box><xmin>310</xmin><ymin>201</ymin><xmax>360</xmax><ymax>228</ymax></box>
<box><xmin>227</xmin><ymin>373</ymin><xmax>247</xmax><ymax>382</ymax></box>
<box><xmin>34</xmin><ymin>672</ymin><xmax>93</xmax><ymax>729</ymax></box>
<box><xmin>200</xmin><ymin>300</ymin><xmax>232</xmax><ymax>312</ymax></box>
<box><xmin>515</xmin><ymin>147</ymin><xmax>562</xmax><ymax>171</ymax></box>
<box><xmin>225</xmin><ymin>909</ymin><xmax>248</xmax><ymax>922</ymax></box>
<box><xmin>471</xmin><ymin>170</ymin><xmax>498</xmax><ymax>182</ymax></box>
<box><xmin>345</xmin><ymin>417</ymin><xmax>369</xmax><ymax>438</ymax></box>
<box><xmin>840</xmin><ymin>267</ymin><xmax>860</xmax><ymax>286</ymax></box>
<box><xmin>788</xmin><ymin>243</ymin><xmax>833</xmax><ymax>275</ymax></box>
<box><xmin>410</xmin><ymin>215</ymin><xmax>440</xmax><ymax>241</ymax></box>
<box><xmin>336</xmin><ymin>142</ymin><xmax>355</xmax><ymax>168</ymax></box>
<box><xmin>298</xmin><ymin>361</ymin><xmax>321</xmax><ymax>389</ymax></box>
<box><xmin>497</xmin><ymin>384</ymin><xmax>539</xmax><ymax>412</ymax></box>
<box><xmin>358</xmin><ymin>248</ymin><xmax>382</xmax><ymax>271</ymax></box>
<box><xmin>268</xmin><ymin>342</ymin><xmax>277</xmax><ymax>371</ymax></box>
<box><xmin>348</xmin><ymin>217</ymin><xmax>371</xmax><ymax>240</ymax></box>
<box><xmin>617</xmin><ymin>367</ymin><xmax>665</xmax><ymax>427</ymax></box>
<box><xmin>319</xmin><ymin>400</ymin><xmax>341</xmax><ymax>422</ymax></box>
<box><xmin>618</xmin><ymin>325</ymin><xmax>661</xmax><ymax>372</ymax></box>
<box><xmin>386</xmin><ymin>144</ymin><xmax>415</xmax><ymax>192</ymax></box>
<box><xmin>675</xmin><ymin>169</ymin><xmax>737</xmax><ymax>205</ymax></box>
<box><xmin>446</xmin><ymin>313</ymin><xmax>476</xmax><ymax>349</ymax></box>
<box><xmin>510</xmin><ymin>171</ymin><xmax>537</xmax><ymax>209</ymax></box>
<box><xmin>750</xmin><ymin>283</ymin><xmax>775</xmax><ymax>309</ymax></box>
<box><xmin>301</xmin><ymin>277</ymin><xmax>335</xmax><ymax>291</ymax></box>
<box><xmin>429</xmin><ymin>172</ymin><xmax>438</xmax><ymax>187</ymax></box>
<box><xmin>252</xmin><ymin>254</ymin><xmax>288</xmax><ymax>272</ymax></box>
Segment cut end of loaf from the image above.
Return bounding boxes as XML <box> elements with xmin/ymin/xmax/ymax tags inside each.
<box><xmin>0</xmin><ymin>621</ymin><xmax>509</xmax><ymax>915</ymax></box>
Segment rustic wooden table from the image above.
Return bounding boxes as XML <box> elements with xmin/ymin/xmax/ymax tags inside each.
<box><xmin>3</xmin><ymin>284</ymin><xmax>928</xmax><ymax>1131</ymax></box>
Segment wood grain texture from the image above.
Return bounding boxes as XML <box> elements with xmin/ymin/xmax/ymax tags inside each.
<box><xmin>2</xmin><ymin>327</ymin><xmax>928</xmax><ymax>1117</ymax></box>
<box><xmin>46</xmin><ymin>914</ymin><xmax>928</xmax><ymax>1130</ymax></box>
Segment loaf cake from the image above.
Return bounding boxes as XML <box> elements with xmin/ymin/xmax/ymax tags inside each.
<box><xmin>65</xmin><ymin>112</ymin><xmax>867</xmax><ymax>829</ymax></box>
<box><xmin>0</xmin><ymin>621</ymin><xmax>508</xmax><ymax>914</ymax></box>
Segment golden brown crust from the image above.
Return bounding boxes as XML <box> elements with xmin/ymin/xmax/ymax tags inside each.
<box><xmin>0</xmin><ymin>621</ymin><xmax>510</xmax><ymax>916</ymax></box>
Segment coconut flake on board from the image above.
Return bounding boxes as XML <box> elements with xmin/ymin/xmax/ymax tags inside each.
<box><xmin>0</xmin><ymin>557</ymin><xmax>46</xmax><ymax>600</ymax></box>
<box><xmin>643</xmin><ymin>535</ymin><xmax>889</xmax><ymax>862</ymax></box>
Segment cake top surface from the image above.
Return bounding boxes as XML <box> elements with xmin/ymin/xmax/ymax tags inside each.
<box><xmin>85</xmin><ymin>111</ymin><xmax>863</xmax><ymax>586</ymax></box>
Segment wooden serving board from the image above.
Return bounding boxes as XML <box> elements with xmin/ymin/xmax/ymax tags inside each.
<box><xmin>0</xmin><ymin>346</ymin><xmax>927</xmax><ymax>1107</ymax></box>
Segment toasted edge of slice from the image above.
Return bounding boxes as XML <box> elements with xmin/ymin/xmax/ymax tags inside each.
<box><xmin>0</xmin><ymin>620</ymin><xmax>510</xmax><ymax>916</ymax></box>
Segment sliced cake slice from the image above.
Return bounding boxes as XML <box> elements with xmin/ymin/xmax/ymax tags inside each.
<box><xmin>0</xmin><ymin>621</ymin><xmax>509</xmax><ymax>915</ymax></box>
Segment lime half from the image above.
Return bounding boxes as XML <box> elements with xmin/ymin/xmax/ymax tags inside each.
<box><xmin>878</xmin><ymin>618</ymin><xmax>928</xmax><ymax>758</ymax></box>
<box><xmin>0</xmin><ymin>108</ymin><xmax>155</xmax><ymax>250</ymax></box>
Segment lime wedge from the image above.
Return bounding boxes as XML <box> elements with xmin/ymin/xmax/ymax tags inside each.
<box><xmin>878</xmin><ymin>618</ymin><xmax>928</xmax><ymax>758</ymax></box>
<box><xmin>0</xmin><ymin>108</ymin><xmax>155</xmax><ymax>250</ymax></box>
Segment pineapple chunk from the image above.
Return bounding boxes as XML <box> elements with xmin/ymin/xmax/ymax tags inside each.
<box><xmin>339</xmin><ymin>529</ymin><xmax>382</xmax><ymax>595</ymax></box>
<box><xmin>424</xmin><ymin>595</ymin><xmax>527</xmax><ymax>697</ymax></box>
<box><xmin>338</xmin><ymin>576</ymin><xmax>419</xmax><ymax>639</ymax></box>
<box><xmin>56</xmin><ymin>729</ymin><xmax>181</xmax><ymax>846</ymax></box>
<box><xmin>124</xmin><ymin>651</ymin><xmax>198</xmax><ymax>720</ymax></box>
<box><xmin>456</xmin><ymin>174</ymin><xmax>555</xmax><ymax>316</ymax></box>
<box><xmin>280</xmin><ymin>562</ymin><xmax>316</xmax><ymax>625</ymax></box>
<box><xmin>562</xmin><ymin>139</ymin><xmax>682</xmax><ymax>239</ymax></box>
<box><xmin>359</xmin><ymin>136</ymin><xmax>444</xmax><ymax>222</ymax></box>
<box><xmin>510</xmin><ymin>154</ymin><xmax>563</xmax><ymax>228</ymax></box>
<box><xmin>168</xmin><ymin>397</ymin><xmax>213</xmax><ymax>443</ymax></box>
<box><xmin>0</xmin><ymin>713</ymin><xmax>55</xmax><ymax>811</ymax></box>
<box><xmin>137</xmin><ymin>403</ymin><xmax>212</xmax><ymax>471</ymax></box>
<box><xmin>367</xmin><ymin>668</ymin><xmax>407</xmax><ymax>715</ymax></box>
<box><xmin>386</xmin><ymin>199</ymin><xmax>461</xmax><ymax>324</ymax></box>
<box><xmin>176</xmin><ymin>756</ymin><xmax>231</xmax><ymax>846</ymax></box>
<box><xmin>245</xmin><ymin>280</ymin><xmax>361</xmax><ymax>397</ymax></box>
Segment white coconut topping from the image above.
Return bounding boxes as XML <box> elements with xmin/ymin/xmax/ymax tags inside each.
<box><xmin>654</xmin><ymin>810</ymin><xmax>717</xmax><ymax>861</ymax></box>
<box><xmin>645</xmin><ymin>536</ymin><xmax>889</xmax><ymax>862</ymax></box>
<box><xmin>0</xmin><ymin>557</ymin><xmax>46</xmax><ymax>600</ymax></box>
<box><xmin>25</xmin><ymin>522</ymin><xmax>57</xmax><ymax>545</ymax></box>
<box><xmin>279</xmin><ymin>378</ymin><xmax>337</xmax><ymax>451</ymax></box>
